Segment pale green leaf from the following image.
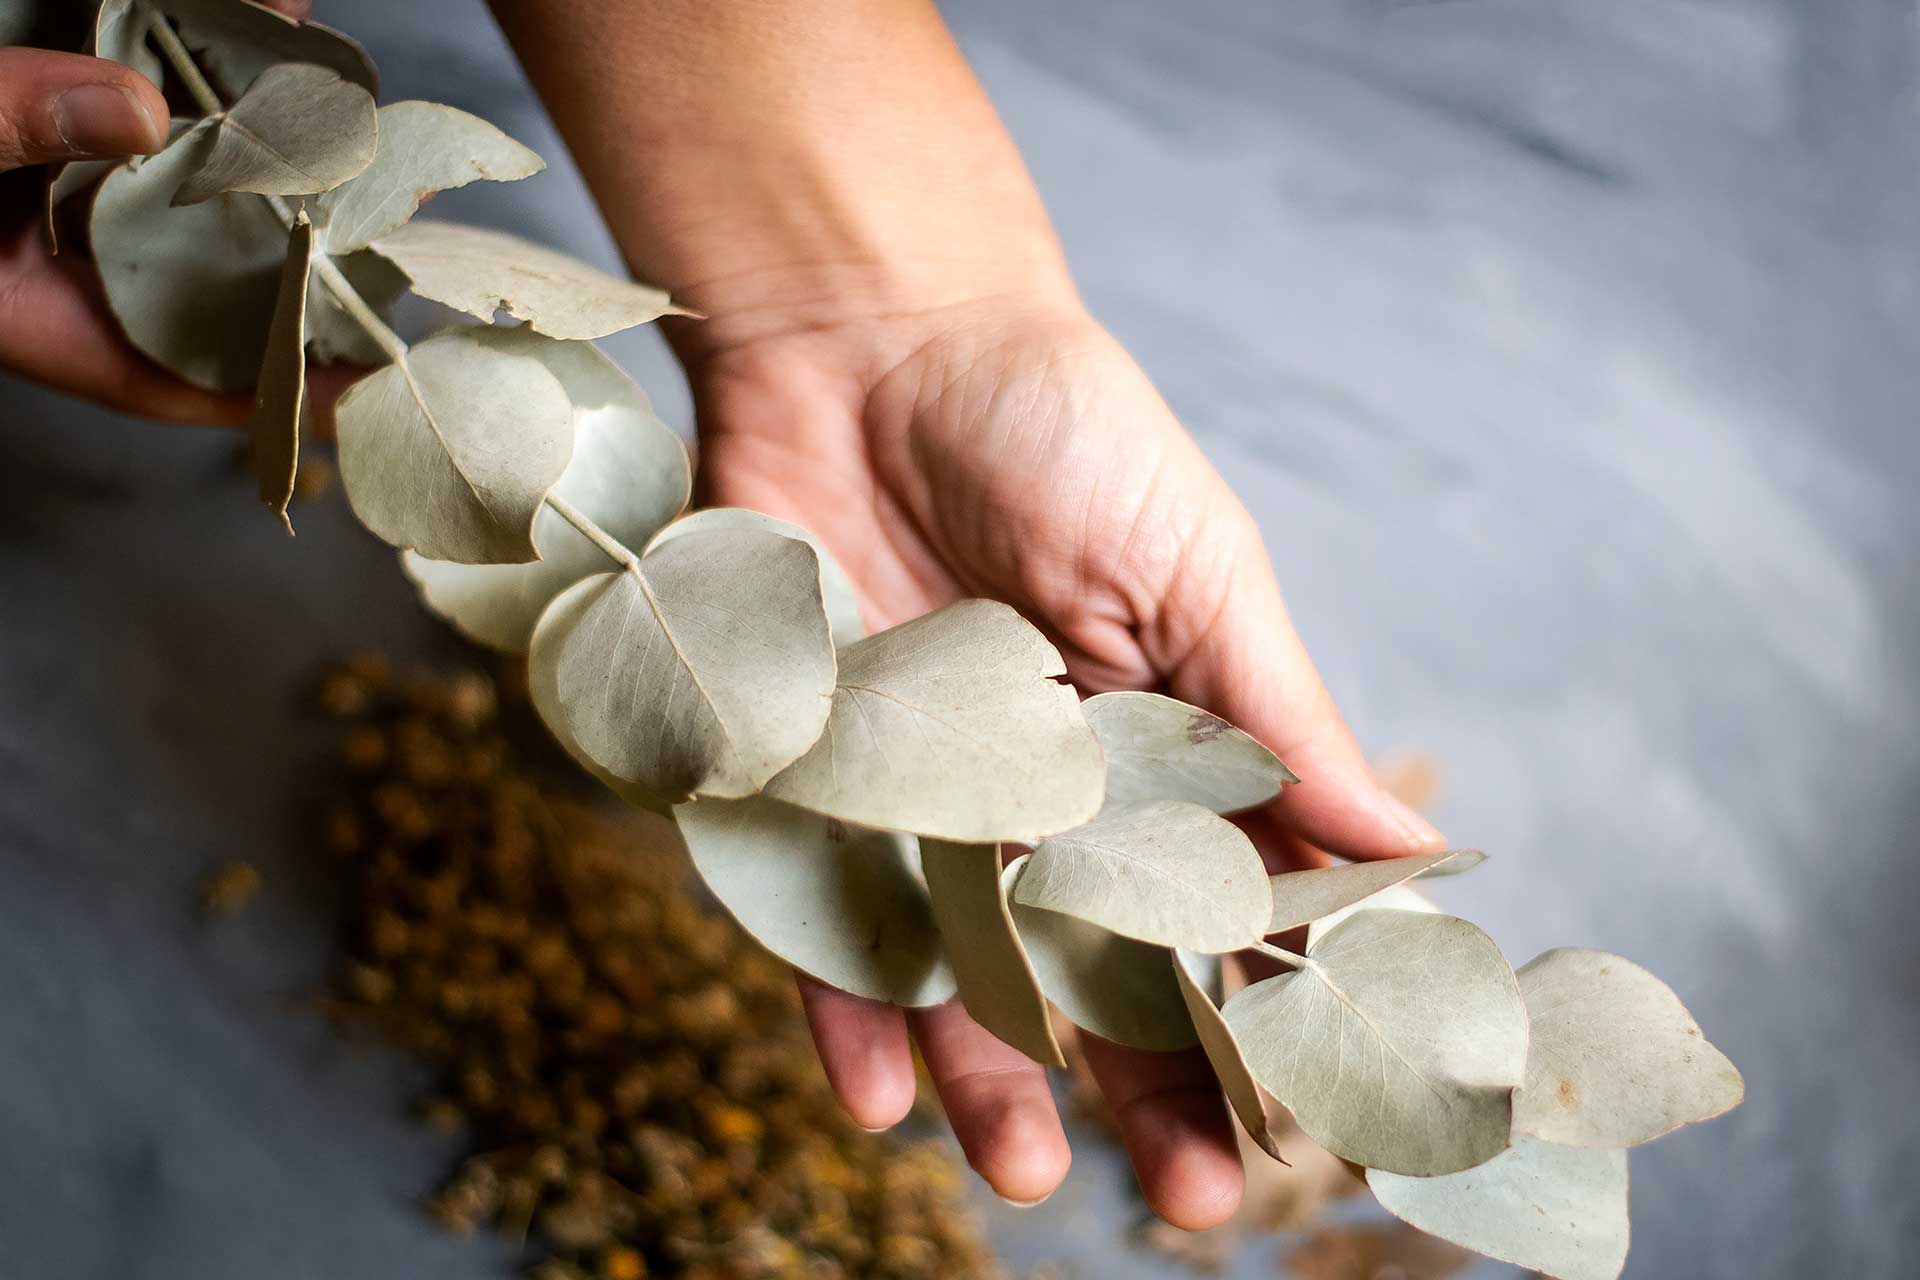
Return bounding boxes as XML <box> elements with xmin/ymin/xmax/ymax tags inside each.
<box><xmin>676</xmin><ymin>797</ymin><xmax>954</xmax><ymax>1007</ymax></box>
<box><xmin>1172</xmin><ymin>948</ymin><xmax>1287</xmax><ymax>1159</ymax></box>
<box><xmin>1223</xmin><ymin>908</ymin><xmax>1529</xmax><ymax>1175</ymax></box>
<box><xmin>1010</xmin><ymin>800</ymin><xmax>1268</xmax><ymax>952</ymax></box>
<box><xmin>92</xmin><ymin>123</ymin><xmax>285</xmax><ymax>392</ymax></box>
<box><xmin>1368</xmin><ymin>1138</ymin><xmax>1630</xmax><ymax>1280</ymax></box>
<box><xmin>1269</xmin><ymin>848</ymin><xmax>1484</xmax><ymax>934</ymax></box>
<box><xmin>306</xmin><ymin>249</ymin><xmax>407</xmax><ymax>365</ymax></box>
<box><xmin>369</xmin><ymin>219</ymin><xmax>683</xmax><ymax>340</ymax></box>
<box><xmin>315</xmin><ymin>101</ymin><xmax>544</xmax><ymax>256</ymax></box>
<box><xmin>1305</xmin><ymin>881</ymin><xmax>1440</xmax><ymax>948</ymax></box>
<box><xmin>158</xmin><ymin>0</ymin><xmax>377</xmax><ymax>98</ymax></box>
<box><xmin>1513</xmin><ymin>948</ymin><xmax>1743</xmax><ymax>1149</ymax></box>
<box><xmin>532</xmin><ymin>530</ymin><xmax>836</xmax><ymax>804</ymax></box>
<box><xmin>1006</xmin><ymin>857</ymin><xmax>1195</xmax><ymax>1052</ymax></box>
<box><xmin>251</xmin><ymin>211</ymin><xmax>312</xmax><ymax>533</ymax></box>
<box><xmin>403</xmin><ymin>331</ymin><xmax>689</xmax><ymax>652</ymax></box>
<box><xmin>335</xmin><ymin>329</ymin><xmax>574</xmax><ymax>564</ymax></box>
<box><xmin>1083</xmin><ymin>690</ymin><xmax>1295</xmax><ymax>814</ymax></box>
<box><xmin>763</xmin><ymin>600</ymin><xmax>1105</xmax><ymax>843</ymax></box>
<box><xmin>648</xmin><ymin>508</ymin><xmax>865</xmax><ymax>647</ymax></box>
<box><xmin>920</xmin><ymin>843</ymin><xmax>1061</xmax><ymax>1066</ymax></box>
<box><xmin>94</xmin><ymin>0</ymin><xmax>163</xmax><ymax>87</ymax></box>
<box><xmin>171</xmin><ymin>63</ymin><xmax>376</xmax><ymax>206</ymax></box>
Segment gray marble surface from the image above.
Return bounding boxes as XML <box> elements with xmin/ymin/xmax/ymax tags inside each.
<box><xmin>3</xmin><ymin>1</ymin><xmax>1917</xmax><ymax>1277</ymax></box>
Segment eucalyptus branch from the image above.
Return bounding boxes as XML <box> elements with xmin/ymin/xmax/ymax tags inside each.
<box><xmin>139</xmin><ymin>2</ymin><xmax>220</xmax><ymax>116</ymax></box>
<box><xmin>1251</xmin><ymin>940</ymin><xmax>1311</xmax><ymax>970</ymax></box>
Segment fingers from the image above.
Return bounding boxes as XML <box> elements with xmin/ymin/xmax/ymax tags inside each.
<box><xmin>908</xmin><ymin>999</ymin><xmax>1071</xmax><ymax>1205</ymax></box>
<box><xmin>1169</xmin><ymin>524</ymin><xmax>1446</xmax><ymax>867</ymax></box>
<box><xmin>0</xmin><ymin>48</ymin><xmax>167</xmax><ymax>173</ymax></box>
<box><xmin>796</xmin><ymin>974</ymin><xmax>918</xmax><ymax>1131</ymax></box>
<box><xmin>1078</xmin><ymin>1034</ymin><xmax>1244</xmax><ymax>1230</ymax></box>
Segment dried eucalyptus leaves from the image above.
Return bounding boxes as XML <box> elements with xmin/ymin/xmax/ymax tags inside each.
<box><xmin>47</xmin><ymin>3</ymin><xmax>1744</xmax><ymax>1275</ymax></box>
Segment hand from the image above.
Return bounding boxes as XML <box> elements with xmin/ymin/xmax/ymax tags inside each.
<box><xmin>675</xmin><ymin>279</ymin><xmax>1448</xmax><ymax>1228</ymax></box>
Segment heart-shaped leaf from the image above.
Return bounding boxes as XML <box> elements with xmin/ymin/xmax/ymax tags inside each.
<box><xmin>532</xmin><ymin>530</ymin><xmax>836</xmax><ymax>804</ymax></box>
<box><xmin>1010</xmin><ymin>800</ymin><xmax>1268</xmax><ymax>952</ymax></box>
<box><xmin>1368</xmin><ymin>1138</ymin><xmax>1629</xmax><ymax>1280</ymax></box>
<box><xmin>1513</xmin><ymin>948</ymin><xmax>1743</xmax><ymax>1149</ymax></box>
<box><xmin>335</xmin><ymin>329</ymin><xmax>575</xmax><ymax>564</ymax></box>
<box><xmin>676</xmin><ymin>796</ymin><xmax>954</xmax><ymax>1008</ymax></box>
<box><xmin>1172</xmin><ymin>948</ymin><xmax>1287</xmax><ymax>1159</ymax></box>
<box><xmin>648</xmin><ymin>508</ymin><xmax>865</xmax><ymax>648</ymax></box>
<box><xmin>763</xmin><ymin>599</ymin><xmax>1105</xmax><ymax>843</ymax></box>
<box><xmin>368</xmin><ymin>220</ymin><xmax>683</xmax><ymax>340</ymax></box>
<box><xmin>251</xmin><ymin>211</ymin><xmax>312</xmax><ymax>533</ymax></box>
<box><xmin>1083</xmin><ymin>691</ymin><xmax>1295</xmax><ymax>814</ymax></box>
<box><xmin>403</xmin><ymin>331</ymin><xmax>689</xmax><ymax>651</ymax></box>
<box><xmin>1224</xmin><ymin>907</ymin><xmax>1529</xmax><ymax>1175</ymax></box>
<box><xmin>314</xmin><ymin>101</ymin><xmax>544</xmax><ymax>256</ymax></box>
<box><xmin>171</xmin><ymin>63</ymin><xmax>376</xmax><ymax>206</ymax></box>
<box><xmin>921</xmin><ymin>843</ymin><xmax>1062</xmax><ymax>1065</ymax></box>
<box><xmin>158</xmin><ymin>0</ymin><xmax>377</xmax><ymax>98</ymax></box>
<box><xmin>1269</xmin><ymin>848</ymin><xmax>1484</xmax><ymax>934</ymax></box>
<box><xmin>1006</xmin><ymin>856</ymin><xmax>1196</xmax><ymax>1052</ymax></box>
<box><xmin>92</xmin><ymin>124</ymin><xmax>286</xmax><ymax>391</ymax></box>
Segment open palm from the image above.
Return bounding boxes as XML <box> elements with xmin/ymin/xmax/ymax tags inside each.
<box><xmin>684</xmin><ymin>296</ymin><xmax>1446</xmax><ymax>1226</ymax></box>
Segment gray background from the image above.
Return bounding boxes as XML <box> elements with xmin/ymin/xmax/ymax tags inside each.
<box><xmin>2</xmin><ymin>0</ymin><xmax>1916</xmax><ymax>1276</ymax></box>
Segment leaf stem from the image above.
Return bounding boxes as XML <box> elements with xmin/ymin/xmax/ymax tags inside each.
<box><xmin>140</xmin><ymin>4</ymin><xmax>223</xmax><ymax>117</ymax></box>
<box><xmin>545</xmin><ymin>494</ymin><xmax>641</xmax><ymax>571</ymax></box>
<box><xmin>1251</xmin><ymin>941</ymin><xmax>1312</xmax><ymax>970</ymax></box>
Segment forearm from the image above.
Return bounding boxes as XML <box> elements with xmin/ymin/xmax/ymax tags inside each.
<box><xmin>486</xmin><ymin>0</ymin><xmax>1077</xmax><ymax>359</ymax></box>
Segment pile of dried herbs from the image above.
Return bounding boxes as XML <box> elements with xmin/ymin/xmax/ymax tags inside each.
<box><xmin>313</xmin><ymin>654</ymin><xmax>1001</xmax><ymax>1280</ymax></box>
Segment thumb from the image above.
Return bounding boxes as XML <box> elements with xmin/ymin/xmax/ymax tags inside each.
<box><xmin>0</xmin><ymin>48</ymin><xmax>168</xmax><ymax>172</ymax></box>
<box><xmin>1164</xmin><ymin>521</ymin><xmax>1448</xmax><ymax>868</ymax></box>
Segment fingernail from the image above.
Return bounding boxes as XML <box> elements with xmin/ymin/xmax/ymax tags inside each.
<box><xmin>995</xmin><ymin>1191</ymin><xmax>1053</xmax><ymax>1209</ymax></box>
<box><xmin>1379</xmin><ymin>787</ymin><xmax>1446</xmax><ymax>851</ymax></box>
<box><xmin>53</xmin><ymin>83</ymin><xmax>164</xmax><ymax>159</ymax></box>
<box><xmin>855</xmin><ymin>1122</ymin><xmax>892</xmax><ymax>1134</ymax></box>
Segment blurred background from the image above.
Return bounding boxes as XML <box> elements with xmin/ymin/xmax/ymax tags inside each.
<box><xmin>2</xmin><ymin>0</ymin><xmax>1917</xmax><ymax>1276</ymax></box>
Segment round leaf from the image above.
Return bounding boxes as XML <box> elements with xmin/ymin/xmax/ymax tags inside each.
<box><xmin>676</xmin><ymin>796</ymin><xmax>954</xmax><ymax>1008</ymax></box>
<box><xmin>532</xmin><ymin>530</ymin><xmax>837</xmax><ymax>803</ymax></box>
<box><xmin>369</xmin><ymin>219</ymin><xmax>683</xmax><ymax>340</ymax></box>
<box><xmin>335</xmin><ymin>329</ymin><xmax>575</xmax><ymax>564</ymax></box>
<box><xmin>526</xmin><ymin>581</ymin><xmax>670</xmax><ymax>815</ymax></box>
<box><xmin>1223</xmin><ymin>908</ymin><xmax>1530</xmax><ymax>1176</ymax></box>
<box><xmin>92</xmin><ymin>122</ymin><xmax>286</xmax><ymax>392</ymax></box>
<box><xmin>764</xmin><ymin>599</ymin><xmax>1105</xmax><ymax>843</ymax></box>
<box><xmin>403</xmin><ymin>331</ymin><xmax>689</xmax><ymax>651</ymax></box>
<box><xmin>1368</xmin><ymin>1138</ymin><xmax>1630</xmax><ymax>1280</ymax></box>
<box><xmin>920</xmin><ymin>842</ymin><xmax>1061</xmax><ymax>1066</ymax></box>
<box><xmin>159</xmin><ymin>0</ymin><xmax>377</xmax><ymax>98</ymax></box>
<box><xmin>1082</xmin><ymin>690</ymin><xmax>1295</xmax><ymax>814</ymax></box>
<box><xmin>1011</xmin><ymin>799</ymin><xmax>1269</xmax><ymax>952</ymax></box>
<box><xmin>1269</xmin><ymin>848</ymin><xmax>1484</xmax><ymax>935</ymax></box>
<box><xmin>170</xmin><ymin>64</ymin><xmax>377</xmax><ymax>206</ymax></box>
<box><xmin>251</xmin><ymin>212</ymin><xmax>312</xmax><ymax>532</ymax></box>
<box><xmin>1005</xmin><ymin>857</ymin><xmax>1196</xmax><ymax>1052</ymax></box>
<box><xmin>1513</xmin><ymin>948</ymin><xmax>1744</xmax><ymax>1149</ymax></box>
<box><xmin>648</xmin><ymin>508</ymin><xmax>865</xmax><ymax>647</ymax></box>
<box><xmin>315</xmin><ymin>101</ymin><xmax>544</xmax><ymax>256</ymax></box>
<box><xmin>1305</xmin><ymin>880</ymin><xmax>1440</xmax><ymax>948</ymax></box>
<box><xmin>1172</xmin><ymin>948</ymin><xmax>1286</xmax><ymax>1159</ymax></box>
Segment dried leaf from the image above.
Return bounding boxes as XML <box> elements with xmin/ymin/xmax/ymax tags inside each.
<box><xmin>763</xmin><ymin>600</ymin><xmax>1105</xmax><ymax>843</ymax></box>
<box><xmin>648</xmin><ymin>509</ymin><xmax>865</xmax><ymax>647</ymax></box>
<box><xmin>403</xmin><ymin>331</ymin><xmax>689</xmax><ymax>651</ymax></box>
<box><xmin>919</xmin><ymin>842</ymin><xmax>1062</xmax><ymax>1065</ymax></box>
<box><xmin>1172</xmin><ymin>947</ymin><xmax>1285</xmax><ymax>1159</ymax></box>
<box><xmin>676</xmin><ymin>797</ymin><xmax>954</xmax><ymax>1007</ymax></box>
<box><xmin>94</xmin><ymin>0</ymin><xmax>163</xmax><ymax>87</ymax></box>
<box><xmin>158</xmin><ymin>0</ymin><xmax>377</xmax><ymax>98</ymax></box>
<box><xmin>1224</xmin><ymin>908</ymin><xmax>1529</xmax><ymax>1175</ymax></box>
<box><xmin>369</xmin><ymin>220</ymin><xmax>682</xmax><ymax>340</ymax></box>
<box><xmin>1082</xmin><ymin>690</ymin><xmax>1295</xmax><ymax>814</ymax></box>
<box><xmin>92</xmin><ymin>124</ymin><xmax>285</xmax><ymax>391</ymax></box>
<box><xmin>532</xmin><ymin>531</ymin><xmax>836</xmax><ymax>804</ymax></box>
<box><xmin>171</xmin><ymin>64</ymin><xmax>376</xmax><ymax>206</ymax></box>
<box><xmin>335</xmin><ymin>329</ymin><xmax>575</xmax><ymax>564</ymax></box>
<box><xmin>1305</xmin><ymin>880</ymin><xmax>1440</xmax><ymax>948</ymax></box>
<box><xmin>1368</xmin><ymin>1138</ymin><xmax>1630</xmax><ymax>1280</ymax></box>
<box><xmin>1010</xmin><ymin>800</ymin><xmax>1268</xmax><ymax>952</ymax></box>
<box><xmin>1006</xmin><ymin>857</ymin><xmax>1195</xmax><ymax>1052</ymax></box>
<box><xmin>1513</xmin><ymin>948</ymin><xmax>1744</xmax><ymax>1149</ymax></box>
<box><xmin>315</xmin><ymin>101</ymin><xmax>544</xmax><ymax>256</ymax></box>
<box><xmin>1268</xmin><ymin>848</ymin><xmax>1484</xmax><ymax>934</ymax></box>
<box><xmin>251</xmin><ymin>212</ymin><xmax>312</xmax><ymax>533</ymax></box>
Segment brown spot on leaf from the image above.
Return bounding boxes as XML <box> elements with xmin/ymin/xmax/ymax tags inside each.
<box><xmin>1556</xmin><ymin>1078</ymin><xmax>1578</xmax><ymax>1108</ymax></box>
<box><xmin>1186</xmin><ymin>711</ymin><xmax>1231</xmax><ymax>745</ymax></box>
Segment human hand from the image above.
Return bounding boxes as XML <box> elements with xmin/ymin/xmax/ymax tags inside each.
<box><xmin>673</xmin><ymin>277</ymin><xmax>1449</xmax><ymax>1228</ymax></box>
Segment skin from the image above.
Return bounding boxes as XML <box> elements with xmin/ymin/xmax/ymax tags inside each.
<box><xmin>3</xmin><ymin>0</ymin><xmax>1446</xmax><ymax>1229</ymax></box>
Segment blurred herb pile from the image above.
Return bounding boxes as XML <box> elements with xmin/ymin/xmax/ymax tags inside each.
<box><xmin>312</xmin><ymin>654</ymin><xmax>1001</xmax><ymax>1280</ymax></box>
